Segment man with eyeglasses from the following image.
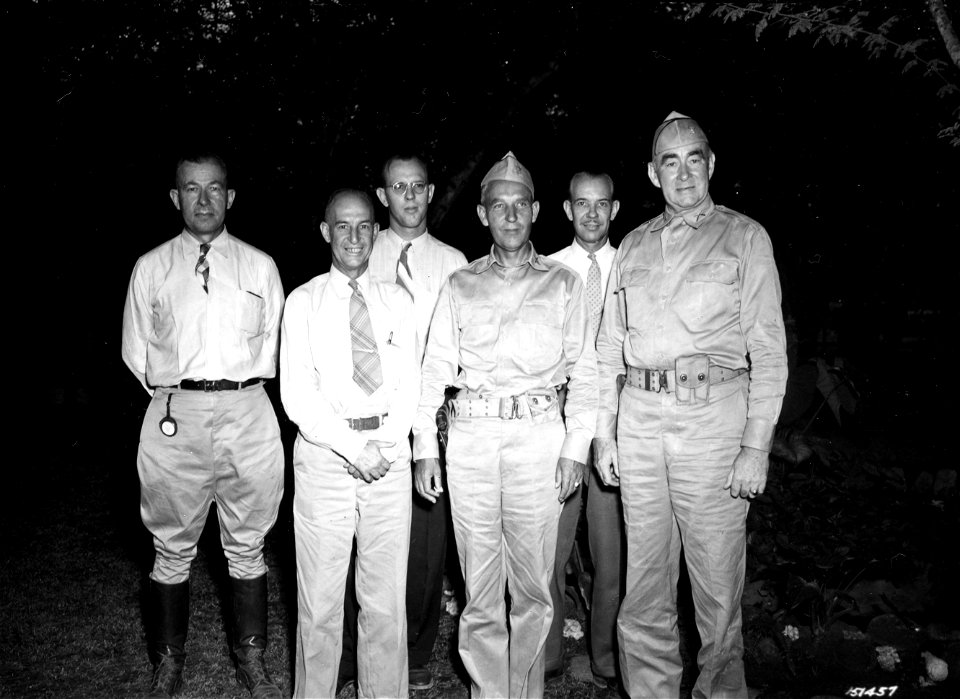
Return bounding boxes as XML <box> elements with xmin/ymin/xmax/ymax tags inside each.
<box><xmin>595</xmin><ymin>112</ymin><xmax>787</xmax><ymax>698</ymax></box>
<box><xmin>335</xmin><ymin>154</ymin><xmax>466</xmax><ymax>693</ymax></box>
<box><xmin>413</xmin><ymin>152</ymin><xmax>597</xmax><ymax>698</ymax></box>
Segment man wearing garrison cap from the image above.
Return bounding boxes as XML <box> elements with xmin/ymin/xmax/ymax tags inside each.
<box><xmin>413</xmin><ymin>151</ymin><xmax>598</xmax><ymax>697</ymax></box>
<box><xmin>594</xmin><ymin>113</ymin><xmax>787</xmax><ymax>698</ymax></box>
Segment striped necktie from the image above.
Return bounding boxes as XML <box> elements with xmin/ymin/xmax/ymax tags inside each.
<box><xmin>396</xmin><ymin>241</ymin><xmax>413</xmax><ymax>297</ymax></box>
<box><xmin>586</xmin><ymin>252</ymin><xmax>602</xmax><ymax>338</ymax></box>
<box><xmin>195</xmin><ymin>243</ymin><xmax>210</xmax><ymax>293</ymax></box>
<box><xmin>348</xmin><ymin>279</ymin><xmax>383</xmax><ymax>395</ymax></box>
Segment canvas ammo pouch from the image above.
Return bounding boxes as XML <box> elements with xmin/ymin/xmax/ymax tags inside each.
<box><xmin>674</xmin><ymin>353</ymin><xmax>711</xmax><ymax>405</ymax></box>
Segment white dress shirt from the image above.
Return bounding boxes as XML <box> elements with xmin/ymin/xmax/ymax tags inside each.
<box><xmin>121</xmin><ymin>229</ymin><xmax>284</xmax><ymax>393</ymax></box>
<box><xmin>368</xmin><ymin>228</ymin><xmax>467</xmax><ymax>357</ymax></box>
<box><xmin>547</xmin><ymin>238</ymin><xmax>618</xmax><ymax>299</ymax></box>
<box><xmin>280</xmin><ymin>267</ymin><xmax>420</xmax><ymax>465</ymax></box>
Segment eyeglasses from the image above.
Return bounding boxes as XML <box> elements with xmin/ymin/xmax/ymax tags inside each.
<box><xmin>389</xmin><ymin>181</ymin><xmax>428</xmax><ymax>196</ymax></box>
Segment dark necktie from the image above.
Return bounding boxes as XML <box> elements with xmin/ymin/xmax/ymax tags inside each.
<box><xmin>195</xmin><ymin>243</ymin><xmax>210</xmax><ymax>293</ymax></box>
<box><xmin>348</xmin><ymin>279</ymin><xmax>383</xmax><ymax>395</ymax></box>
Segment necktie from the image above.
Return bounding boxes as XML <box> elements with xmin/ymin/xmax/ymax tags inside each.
<box><xmin>396</xmin><ymin>242</ymin><xmax>413</xmax><ymax>297</ymax></box>
<box><xmin>348</xmin><ymin>279</ymin><xmax>383</xmax><ymax>395</ymax></box>
<box><xmin>195</xmin><ymin>243</ymin><xmax>210</xmax><ymax>293</ymax></box>
<box><xmin>586</xmin><ymin>252</ymin><xmax>602</xmax><ymax>339</ymax></box>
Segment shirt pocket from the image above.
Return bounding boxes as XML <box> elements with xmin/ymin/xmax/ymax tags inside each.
<box><xmin>510</xmin><ymin>301</ymin><xmax>563</xmax><ymax>375</ymax></box>
<box><xmin>676</xmin><ymin>259</ymin><xmax>739</xmax><ymax>331</ymax></box>
<box><xmin>236</xmin><ymin>290</ymin><xmax>266</xmax><ymax>336</ymax></box>
<box><xmin>459</xmin><ymin>302</ymin><xmax>499</xmax><ymax>372</ymax></box>
<box><xmin>618</xmin><ymin>266</ymin><xmax>656</xmax><ymax>332</ymax></box>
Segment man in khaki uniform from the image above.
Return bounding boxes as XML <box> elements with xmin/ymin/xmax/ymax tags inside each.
<box><xmin>413</xmin><ymin>152</ymin><xmax>598</xmax><ymax>698</ymax></box>
<box><xmin>595</xmin><ymin>113</ymin><xmax>788</xmax><ymax>698</ymax></box>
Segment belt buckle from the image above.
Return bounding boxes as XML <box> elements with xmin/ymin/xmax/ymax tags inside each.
<box><xmin>202</xmin><ymin>379</ymin><xmax>217</xmax><ymax>392</ymax></box>
<box><xmin>657</xmin><ymin>369</ymin><xmax>669</xmax><ymax>392</ymax></box>
<box><xmin>499</xmin><ymin>395</ymin><xmax>520</xmax><ymax>419</ymax></box>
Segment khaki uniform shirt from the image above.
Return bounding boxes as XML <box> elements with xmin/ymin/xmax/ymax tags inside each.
<box><xmin>596</xmin><ymin>197</ymin><xmax>787</xmax><ymax>451</ymax></box>
<box><xmin>413</xmin><ymin>243</ymin><xmax>599</xmax><ymax>463</ymax></box>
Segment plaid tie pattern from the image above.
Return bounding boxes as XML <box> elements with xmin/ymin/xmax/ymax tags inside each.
<box><xmin>195</xmin><ymin>243</ymin><xmax>210</xmax><ymax>293</ymax></box>
<box><xmin>586</xmin><ymin>252</ymin><xmax>602</xmax><ymax>339</ymax></box>
<box><xmin>348</xmin><ymin>279</ymin><xmax>383</xmax><ymax>395</ymax></box>
<box><xmin>396</xmin><ymin>241</ymin><xmax>413</xmax><ymax>297</ymax></box>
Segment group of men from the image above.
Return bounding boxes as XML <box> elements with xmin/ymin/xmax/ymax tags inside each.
<box><xmin>121</xmin><ymin>111</ymin><xmax>787</xmax><ymax>699</ymax></box>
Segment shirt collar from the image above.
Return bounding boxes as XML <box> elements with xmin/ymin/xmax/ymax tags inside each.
<box><xmin>570</xmin><ymin>238</ymin><xmax>614</xmax><ymax>259</ymax></box>
<box><xmin>329</xmin><ymin>265</ymin><xmax>372</xmax><ymax>298</ymax></box>
<box><xmin>179</xmin><ymin>228</ymin><xmax>232</xmax><ymax>259</ymax></box>
<box><xmin>650</xmin><ymin>196</ymin><xmax>716</xmax><ymax>232</ymax></box>
<box><xmin>385</xmin><ymin>228</ymin><xmax>431</xmax><ymax>249</ymax></box>
<box><xmin>474</xmin><ymin>242</ymin><xmax>549</xmax><ymax>273</ymax></box>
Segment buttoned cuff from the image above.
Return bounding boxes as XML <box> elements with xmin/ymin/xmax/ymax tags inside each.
<box><xmin>413</xmin><ymin>430</ymin><xmax>440</xmax><ymax>461</ymax></box>
<box><xmin>741</xmin><ymin>417</ymin><xmax>775</xmax><ymax>452</ymax></box>
<box><xmin>560</xmin><ymin>430</ymin><xmax>592</xmax><ymax>464</ymax></box>
<box><xmin>595</xmin><ymin>411</ymin><xmax>618</xmax><ymax>440</ymax></box>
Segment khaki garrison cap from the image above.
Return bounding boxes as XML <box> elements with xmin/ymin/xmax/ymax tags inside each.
<box><xmin>652</xmin><ymin>111</ymin><xmax>710</xmax><ymax>160</ymax></box>
<box><xmin>480</xmin><ymin>151</ymin><xmax>535</xmax><ymax>199</ymax></box>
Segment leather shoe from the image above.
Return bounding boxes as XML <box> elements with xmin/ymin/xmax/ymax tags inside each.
<box><xmin>409</xmin><ymin>665</ymin><xmax>435</xmax><ymax>690</ymax></box>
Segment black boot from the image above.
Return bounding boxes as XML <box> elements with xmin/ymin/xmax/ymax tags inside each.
<box><xmin>231</xmin><ymin>575</ymin><xmax>281</xmax><ymax>699</ymax></box>
<box><xmin>146</xmin><ymin>579</ymin><xmax>189</xmax><ymax>699</ymax></box>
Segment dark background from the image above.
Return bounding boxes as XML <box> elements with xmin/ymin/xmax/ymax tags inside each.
<box><xmin>16</xmin><ymin>0</ymin><xmax>956</xmax><ymax>493</ymax></box>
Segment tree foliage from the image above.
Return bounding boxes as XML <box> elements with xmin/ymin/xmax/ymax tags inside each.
<box><xmin>680</xmin><ymin>1</ymin><xmax>960</xmax><ymax>146</ymax></box>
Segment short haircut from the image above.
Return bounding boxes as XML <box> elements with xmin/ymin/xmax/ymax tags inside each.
<box><xmin>567</xmin><ymin>171</ymin><xmax>615</xmax><ymax>200</ymax></box>
<box><xmin>381</xmin><ymin>154</ymin><xmax>429</xmax><ymax>187</ymax></box>
<box><xmin>174</xmin><ymin>152</ymin><xmax>229</xmax><ymax>188</ymax></box>
<box><xmin>324</xmin><ymin>188</ymin><xmax>376</xmax><ymax>224</ymax></box>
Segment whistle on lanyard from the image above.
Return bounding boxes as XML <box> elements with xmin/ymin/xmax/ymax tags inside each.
<box><xmin>159</xmin><ymin>392</ymin><xmax>178</xmax><ymax>437</ymax></box>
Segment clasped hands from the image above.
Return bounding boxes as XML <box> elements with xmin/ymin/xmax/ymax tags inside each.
<box><xmin>345</xmin><ymin>440</ymin><xmax>394</xmax><ymax>482</ymax></box>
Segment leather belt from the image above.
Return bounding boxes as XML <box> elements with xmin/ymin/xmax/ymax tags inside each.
<box><xmin>345</xmin><ymin>413</ymin><xmax>388</xmax><ymax>431</ymax></box>
<box><xmin>451</xmin><ymin>389</ymin><xmax>557</xmax><ymax>420</ymax></box>
<box><xmin>625</xmin><ymin>365</ymin><xmax>746</xmax><ymax>393</ymax></box>
<box><xmin>177</xmin><ymin>378</ymin><xmax>262</xmax><ymax>391</ymax></box>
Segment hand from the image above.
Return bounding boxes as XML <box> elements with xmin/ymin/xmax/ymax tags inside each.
<box><xmin>723</xmin><ymin>446</ymin><xmax>769</xmax><ymax>499</ymax></box>
<box><xmin>555</xmin><ymin>457</ymin><xmax>585</xmax><ymax>503</ymax></box>
<box><xmin>414</xmin><ymin>458</ymin><xmax>444</xmax><ymax>503</ymax></box>
<box><xmin>350</xmin><ymin>441</ymin><xmax>392</xmax><ymax>483</ymax></box>
<box><xmin>592</xmin><ymin>437</ymin><xmax>620</xmax><ymax>487</ymax></box>
<box><xmin>344</xmin><ymin>463</ymin><xmax>363</xmax><ymax>480</ymax></box>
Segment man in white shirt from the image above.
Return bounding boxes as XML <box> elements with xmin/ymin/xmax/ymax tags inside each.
<box><xmin>121</xmin><ymin>153</ymin><xmax>284</xmax><ymax>699</ymax></box>
<box><xmin>546</xmin><ymin>172</ymin><xmax>624</xmax><ymax>690</ymax></box>
<box><xmin>280</xmin><ymin>189</ymin><xmax>420</xmax><ymax>699</ymax></box>
<box><xmin>334</xmin><ymin>155</ymin><xmax>466</xmax><ymax>692</ymax></box>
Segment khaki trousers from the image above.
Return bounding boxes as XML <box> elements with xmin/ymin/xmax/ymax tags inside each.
<box><xmin>617</xmin><ymin>377</ymin><xmax>750</xmax><ymax>699</ymax></box>
<box><xmin>446</xmin><ymin>414</ymin><xmax>564</xmax><ymax>698</ymax></box>
<box><xmin>138</xmin><ymin>384</ymin><xmax>284</xmax><ymax>584</ymax></box>
<box><xmin>292</xmin><ymin>438</ymin><xmax>411</xmax><ymax>699</ymax></box>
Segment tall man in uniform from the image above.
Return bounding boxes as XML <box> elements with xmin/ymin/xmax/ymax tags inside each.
<box><xmin>280</xmin><ymin>189</ymin><xmax>420</xmax><ymax>699</ymax></box>
<box><xmin>122</xmin><ymin>153</ymin><xmax>285</xmax><ymax>699</ymax></box>
<box><xmin>595</xmin><ymin>112</ymin><xmax>788</xmax><ymax>698</ymax></box>
<box><xmin>340</xmin><ymin>154</ymin><xmax>466</xmax><ymax>691</ymax></box>
<box><xmin>413</xmin><ymin>152</ymin><xmax>598</xmax><ymax>698</ymax></box>
<box><xmin>546</xmin><ymin>172</ymin><xmax>624</xmax><ymax>690</ymax></box>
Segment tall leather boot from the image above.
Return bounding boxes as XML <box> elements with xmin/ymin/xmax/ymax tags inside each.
<box><xmin>231</xmin><ymin>574</ymin><xmax>281</xmax><ymax>699</ymax></box>
<box><xmin>146</xmin><ymin>579</ymin><xmax>189</xmax><ymax>699</ymax></box>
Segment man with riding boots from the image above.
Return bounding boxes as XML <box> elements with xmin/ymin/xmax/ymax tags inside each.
<box><xmin>336</xmin><ymin>154</ymin><xmax>466</xmax><ymax>693</ymax></box>
<box><xmin>121</xmin><ymin>152</ymin><xmax>285</xmax><ymax>698</ymax></box>
<box><xmin>413</xmin><ymin>152</ymin><xmax>598</xmax><ymax>698</ymax></box>
<box><xmin>281</xmin><ymin>189</ymin><xmax>420</xmax><ymax>698</ymax></box>
<box><xmin>546</xmin><ymin>171</ymin><xmax>624</xmax><ymax>690</ymax></box>
<box><xmin>594</xmin><ymin>112</ymin><xmax>788</xmax><ymax>698</ymax></box>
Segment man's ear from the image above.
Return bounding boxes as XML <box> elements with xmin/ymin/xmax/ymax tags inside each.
<box><xmin>647</xmin><ymin>162</ymin><xmax>662</xmax><ymax>189</ymax></box>
<box><xmin>531</xmin><ymin>200</ymin><xmax>540</xmax><ymax>223</ymax></box>
<box><xmin>708</xmin><ymin>152</ymin><xmax>716</xmax><ymax>180</ymax></box>
<box><xmin>372</xmin><ymin>223</ymin><xmax>380</xmax><ymax>240</ymax></box>
<box><xmin>427</xmin><ymin>183</ymin><xmax>435</xmax><ymax>204</ymax></box>
<box><xmin>476</xmin><ymin>204</ymin><xmax>489</xmax><ymax>227</ymax></box>
<box><xmin>376</xmin><ymin>188</ymin><xmax>389</xmax><ymax>208</ymax></box>
<box><xmin>226</xmin><ymin>189</ymin><xmax>236</xmax><ymax>210</ymax></box>
<box><xmin>610</xmin><ymin>200</ymin><xmax>621</xmax><ymax>220</ymax></box>
<box><xmin>562</xmin><ymin>200</ymin><xmax>574</xmax><ymax>222</ymax></box>
<box><xmin>169</xmin><ymin>189</ymin><xmax>181</xmax><ymax>210</ymax></box>
<box><xmin>320</xmin><ymin>221</ymin><xmax>332</xmax><ymax>244</ymax></box>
